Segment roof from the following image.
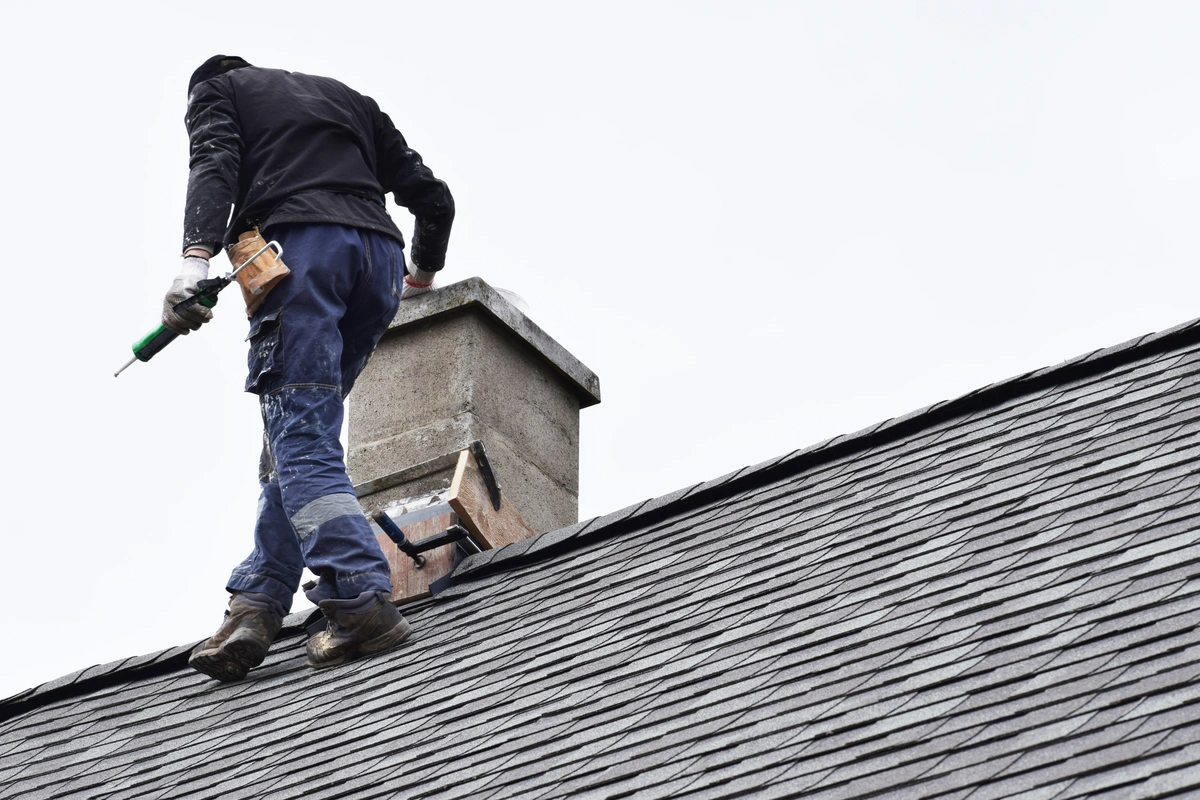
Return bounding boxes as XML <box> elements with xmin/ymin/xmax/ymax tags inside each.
<box><xmin>3</xmin><ymin>318</ymin><xmax>1200</xmax><ymax>799</ymax></box>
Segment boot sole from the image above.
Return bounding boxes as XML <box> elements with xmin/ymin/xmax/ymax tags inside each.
<box><xmin>189</xmin><ymin>649</ymin><xmax>251</xmax><ymax>682</ymax></box>
<box><xmin>189</xmin><ymin>635</ymin><xmax>271</xmax><ymax>682</ymax></box>
<box><xmin>307</xmin><ymin>617</ymin><xmax>412</xmax><ymax>670</ymax></box>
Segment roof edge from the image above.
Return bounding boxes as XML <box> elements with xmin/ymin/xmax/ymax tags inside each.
<box><xmin>0</xmin><ymin>610</ymin><xmax>313</xmax><ymax>724</ymax></box>
<box><xmin>445</xmin><ymin>316</ymin><xmax>1200</xmax><ymax>585</ymax></box>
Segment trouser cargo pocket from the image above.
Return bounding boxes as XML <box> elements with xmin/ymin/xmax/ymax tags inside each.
<box><xmin>245</xmin><ymin>309</ymin><xmax>284</xmax><ymax>394</ymax></box>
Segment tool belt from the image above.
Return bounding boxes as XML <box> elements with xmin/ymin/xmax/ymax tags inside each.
<box><xmin>227</xmin><ymin>228</ymin><xmax>291</xmax><ymax>315</ymax></box>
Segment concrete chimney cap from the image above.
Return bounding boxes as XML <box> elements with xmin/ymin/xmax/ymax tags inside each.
<box><xmin>389</xmin><ymin>277</ymin><xmax>601</xmax><ymax>407</ymax></box>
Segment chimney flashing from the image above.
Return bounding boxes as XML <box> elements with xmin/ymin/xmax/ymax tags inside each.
<box><xmin>353</xmin><ymin>451</ymin><xmax>461</xmax><ymax>500</ymax></box>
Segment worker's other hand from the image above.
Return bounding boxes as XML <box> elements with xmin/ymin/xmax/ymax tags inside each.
<box><xmin>162</xmin><ymin>255</ymin><xmax>214</xmax><ymax>334</ymax></box>
<box><xmin>401</xmin><ymin>266</ymin><xmax>437</xmax><ymax>300</ymax></box>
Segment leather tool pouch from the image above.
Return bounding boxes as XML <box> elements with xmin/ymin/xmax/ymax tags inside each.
<box><xmin>227</xmin><ymin>228</ymin><xmax>291</xmax><ymax>316</ymax></box>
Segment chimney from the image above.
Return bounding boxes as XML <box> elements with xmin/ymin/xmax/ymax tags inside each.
<box><xmin>348</xmin><ymin>277</ymin><xmax>601</xmax><ymax>600</ymax></box>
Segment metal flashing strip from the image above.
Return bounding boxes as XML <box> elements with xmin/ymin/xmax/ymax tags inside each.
<box><xmin>354</xmin><ymin>452</ymin><xmax>461</xmax><ymax>499</ymax></box>
<box><xmin>378</xmin><ymin>502</ymin><xmax>456</xmax><ymax>530</ymax></box>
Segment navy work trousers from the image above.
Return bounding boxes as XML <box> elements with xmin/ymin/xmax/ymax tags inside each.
<box><xmin>226</xmin><ymin>223</ymin><xmax>401</xmax><ymax>613</ymax></box>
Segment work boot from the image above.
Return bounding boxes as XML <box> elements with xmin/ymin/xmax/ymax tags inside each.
<box><xmin>306</xmin><ymin>591</ymin><xmax>411</xmax><ymax>669</ymax></box>
<box><xmin>189</xmin><ymin>592</ymin><xmax>284</xmax><ymax>682</ymax></box>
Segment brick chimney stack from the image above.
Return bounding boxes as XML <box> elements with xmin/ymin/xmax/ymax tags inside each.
<box><xmin>348</xmin><ymin>277</ymin><xmax>601</xmax><ymax>538</ymax></box>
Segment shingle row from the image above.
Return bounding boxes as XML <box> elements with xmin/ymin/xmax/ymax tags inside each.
<box><xmin>2</xmin><ymin>328</ymin><xmax>1199</xmax><ymax>800</ymax></box>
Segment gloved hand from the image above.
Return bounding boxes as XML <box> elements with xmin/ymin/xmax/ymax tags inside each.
<box><xmin>401</xmin><ymin>266</ymin><xmax>437</xmax><ymax>300</ymax></box>
<box><xmin>162</xmin><ymin>255</ymin><xmax>214</xmax><ymax>334</ymax></box>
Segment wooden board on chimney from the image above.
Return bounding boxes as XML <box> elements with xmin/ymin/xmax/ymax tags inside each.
<box><xmin>374</xmin><ymin>508</ymin><xmax>458</xmax><ymax>604</ymax></box>
<box><xmin>448</xmin><ymin>449</ymin><xmax>537</xmax><ymax>548</ymax></box>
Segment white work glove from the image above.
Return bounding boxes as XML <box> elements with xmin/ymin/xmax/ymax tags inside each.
<box><xmin>162</xmin><ymin>255</ymin><xmax>214</xmax><ymax>334</ymax></box>
<box><xmin>401</xmin><ymin>266</ymin><xmax>437</xmax><ymax>300</ymax></box>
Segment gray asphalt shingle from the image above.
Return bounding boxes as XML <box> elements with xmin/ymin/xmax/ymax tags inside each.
<box><xmin>3</xmin><ymin>324</ymin><xmax>1200</xmax><ymax>799</ymax></box>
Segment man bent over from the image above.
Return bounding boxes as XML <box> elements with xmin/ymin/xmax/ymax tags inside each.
<box><xmin>166</xmin><ymin>56</ymin><xmax>453</xmax><ymax>680</ymax></box>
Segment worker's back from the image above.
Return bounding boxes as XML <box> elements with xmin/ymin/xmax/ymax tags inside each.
<box><xmin>187</xmin><ymin>66</ymin><xmax>402</xmax><ymax>249</ymax></box>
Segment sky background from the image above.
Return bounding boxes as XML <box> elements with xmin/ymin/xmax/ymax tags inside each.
<box><xmin>2</xmin><ymin>0</ymin><xmax>1199</xmax><ymax>699</ymax></box>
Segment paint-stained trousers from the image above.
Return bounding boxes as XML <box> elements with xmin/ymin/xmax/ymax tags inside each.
<box><xmin>226</xmin><ymin>223</ymin><xmax>400</xmax><ymax>613</ymax></box>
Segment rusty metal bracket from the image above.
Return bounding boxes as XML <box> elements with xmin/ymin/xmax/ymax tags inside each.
<box><xmin>469</xmin><ymin>440</ymin><xmax>502</xmax><ymax>511</ymax></box>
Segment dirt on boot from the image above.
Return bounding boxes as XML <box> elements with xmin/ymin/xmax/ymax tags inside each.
<box><xmin>306</xmin><ymin>592</ymin><xmax>411</xmax><ymax>669</ymax></box>
<box><xmin>189</xmin><ymin>594</ymin><xmax>284</xmax><ymax>682</ymax></box>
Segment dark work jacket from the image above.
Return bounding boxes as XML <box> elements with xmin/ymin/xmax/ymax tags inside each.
<box><xmin>182</xmin><ymin>66</ymin><xmax>453</xmax><ymax>272</ymax></box>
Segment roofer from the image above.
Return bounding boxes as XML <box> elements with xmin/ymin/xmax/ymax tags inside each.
<box><xmin>168</xmin><ymin>56</ymin><xmax>454</xmax><ymax>681</ymax></box>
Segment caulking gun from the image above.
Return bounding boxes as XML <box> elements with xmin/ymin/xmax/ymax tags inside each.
<box><xmin>114</xmin><ymin>241</ymin><xmax>283</xmax><ymax>378</ymax></box>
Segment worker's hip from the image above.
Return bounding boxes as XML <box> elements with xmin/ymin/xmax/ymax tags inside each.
<box><xmin>242</xmin><ymin>223</ymin><xmax>403</xmax><ymax>396</ymax></box>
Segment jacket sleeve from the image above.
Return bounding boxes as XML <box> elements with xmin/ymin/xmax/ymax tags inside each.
<box><xmin>181</xmin><ymin>80</ymin><xmax>242</xmax><ymax>253</ymax></box>
<box><xmin>371</xmin><ymin>103</ymin><xmax>454</xmax><ymax>273</ymax></box>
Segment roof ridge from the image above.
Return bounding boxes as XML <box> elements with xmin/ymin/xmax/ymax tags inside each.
<box><xmin>446</xmin><ymin>315</ymin><xmax>1200</xmax><ymax>586</ymax></box>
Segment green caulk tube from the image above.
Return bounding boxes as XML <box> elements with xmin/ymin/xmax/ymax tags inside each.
<box><xmin>114</xmin><ymin>295</ymin><xmax>218</xmax><ymax>378</ymax></box>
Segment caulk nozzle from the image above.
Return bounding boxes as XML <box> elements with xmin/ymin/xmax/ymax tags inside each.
<box><xmin>114</xmin><ymin>355</ymin><xmax>137</xmax><ymax>378</ymax></box>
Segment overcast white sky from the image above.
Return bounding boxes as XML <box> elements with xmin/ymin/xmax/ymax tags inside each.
<box><xmin>2</xmin><ymin>1</ymin><xmax>1198</xmax><ymax>699</ymax></box>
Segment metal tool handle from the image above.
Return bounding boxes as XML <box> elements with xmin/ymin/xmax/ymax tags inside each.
<box><xmin>371</xmin><ymin>509</ymin><xmax>426</xmax><ymax>568</ymax></box>
<box><xmin>228</xmin><ymin>240</ymin><xmax>283</xmax><ymax>279</ymax></box>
